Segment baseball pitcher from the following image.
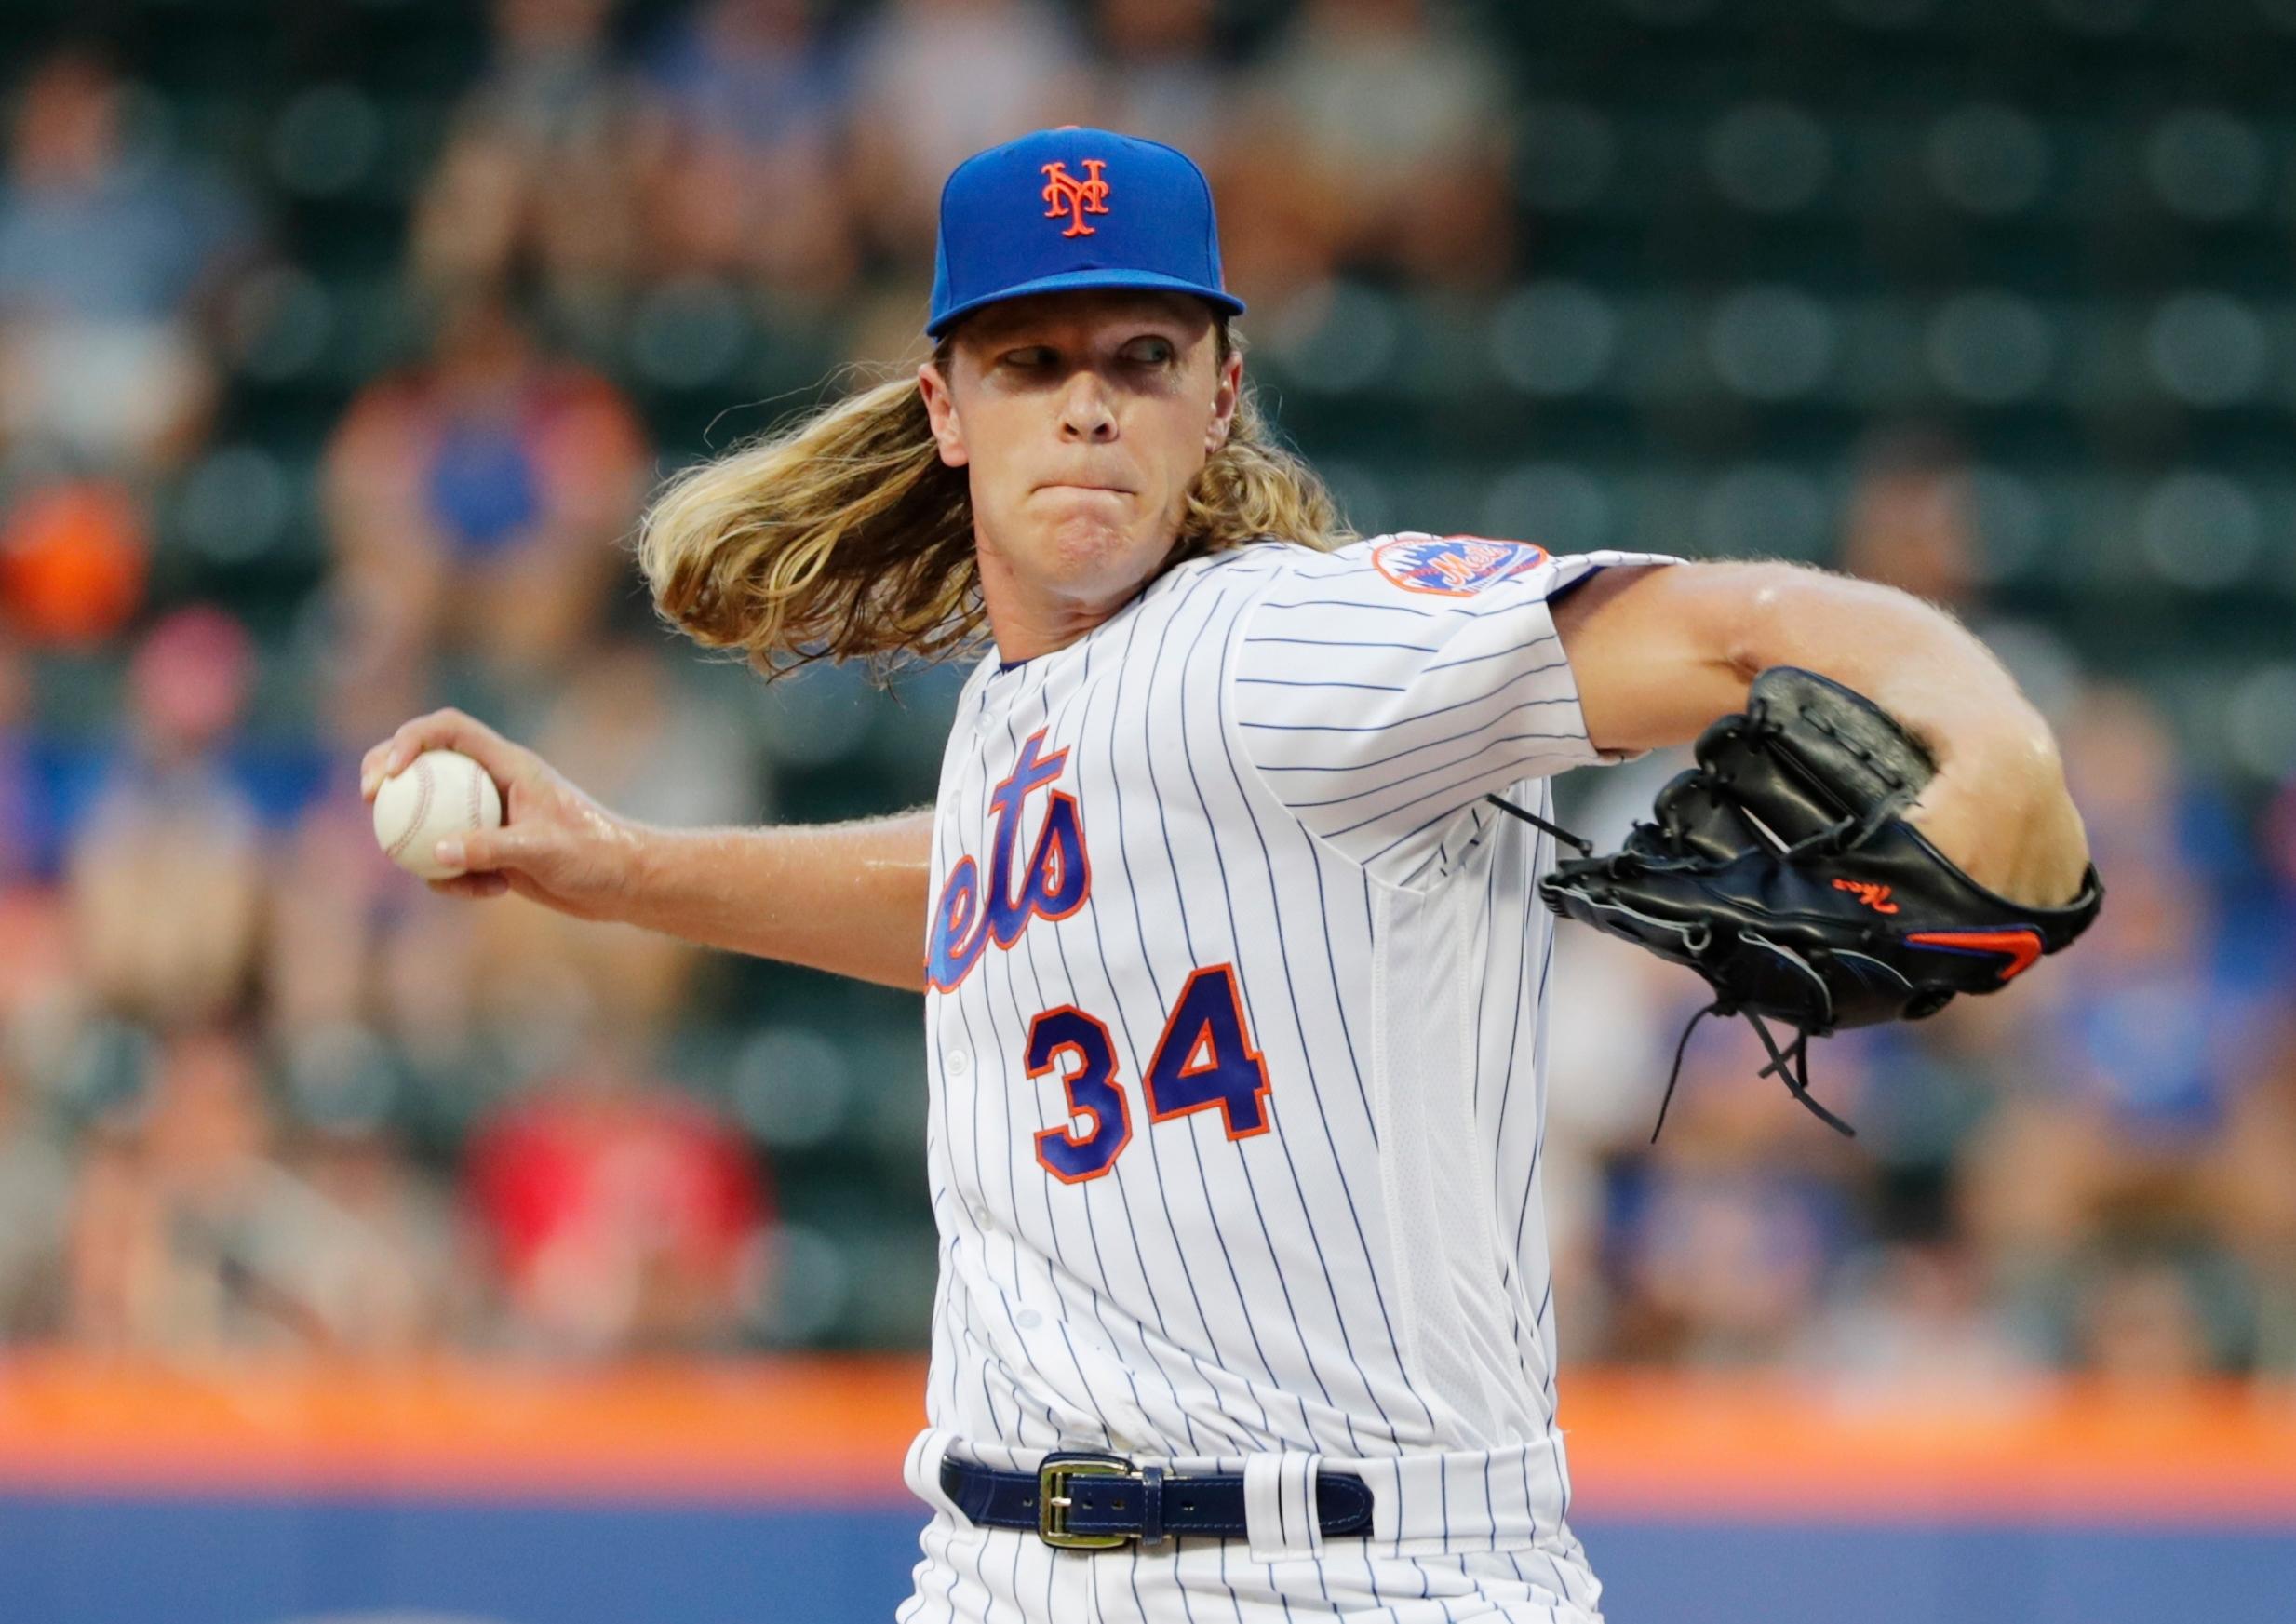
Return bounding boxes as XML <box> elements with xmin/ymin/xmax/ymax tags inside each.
<box><xmin>364</xmin><ymin>128</ymin><xmax>2099</xmax><ymax>1621</ymax></box>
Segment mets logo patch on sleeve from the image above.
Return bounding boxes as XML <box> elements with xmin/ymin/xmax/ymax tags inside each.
<box><xmin>1370</xmin><ymin>534</ymin><xmax>1551</xmax><ymax>597</ymax></box>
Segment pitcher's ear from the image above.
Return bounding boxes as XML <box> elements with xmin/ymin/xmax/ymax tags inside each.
<box><xmin>1206</xmin><ymin>350</ymin><xmax>1242</xmax><ymax>454</ymax></box>
<box><xmin>919</xmin><ymin>361</ymin><xmax>969</xmax><ymax>468</ymax></box>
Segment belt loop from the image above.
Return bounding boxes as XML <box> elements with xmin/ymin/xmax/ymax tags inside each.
<box><xmin>1244</xmin><ymin>1452</ymin><xmax>1324</xmax><ymax>1560</ymax></box>
<box><xmin>1283</xmin><ymin>1454</ymin><xmax>1323</xmax><ymax>1553</ymax></box>
<box><xmin>1137</xmin><ymin>1464</ymin><xmax>1166</xmax><ymax>1547</ymax></box>
<box><xmin>907</xmin><ymin>1429</ymin><xmax>965</xmax><ymax>1521</ymax></box>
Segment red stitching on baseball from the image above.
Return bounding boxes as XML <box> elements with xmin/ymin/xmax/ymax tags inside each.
<box><xmin>386</xmin><ymin>759</ymin><xmax>435</xmax><ymax>861</ymax></box>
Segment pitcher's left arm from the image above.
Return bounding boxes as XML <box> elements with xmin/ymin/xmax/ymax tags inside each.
<box><xmin>1548</xmin><ymin>561</ymin><xmax>2089</xmax><ymax>909</ymax></box>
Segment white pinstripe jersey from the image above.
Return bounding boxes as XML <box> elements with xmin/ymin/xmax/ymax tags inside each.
<box><xmin>903</xmin><ymin>534</ymin><xmax>1673</xmax><ymax>1622</ymax></box>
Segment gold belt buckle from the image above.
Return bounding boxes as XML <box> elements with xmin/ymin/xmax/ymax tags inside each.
<box><xmin>1037</xmin><ymin>1455</ymin><xmax>1137</xmax><ymax>1550</ymax></box>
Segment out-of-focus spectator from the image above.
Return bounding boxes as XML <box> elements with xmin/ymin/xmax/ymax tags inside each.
<box><xmin>1954</xmin><ymin>679</ymin><xmax>2276</xmax><ymax>1377</ymax></box>
<box><xmin>265</xmin><ymin>587</ymin><xmax>426</xmax><ymax>1042</ymax></box>
<box><xmin>454</xmin><ymin>642</ymin><xmax>737</xmax><ymax>1056</ymax></box>
<box><xmin>648</xmin><ymin>0</ymin><xmax>842</xmax><ymax>153</ymax></box>
<box><xmin>464</xmin><ymin>1035</ymin><xmax>769</xmax><ymax>1356</ymax></box>
<box><xmin>1603</xmin><ymin>1021</ymin><xmax>1863</xmax><ymax>1366</ymax></box>
<box><xmin>847</xmin><ymin>0</ymin><xmax>1091</xmax><ymax>263</ymax></box>
<box><xmin>2212</xmin><ymin>1019</ymin><xmax>2296</xmax><ymax>1371</ymax></box>
<box><xmin>1838</xmin><ymin>424</ymin><xmax>1983</xmax><ymax>610</ymax></box>
<box><xmin>2052</xmin><ymin>678</ymin><xmax>2276</xmax><ymax>1009</ymax></box>
<box><xmin>411</xmin><ymin>0</ymin><xmax>651</xmax><ymax>328</ymax></box>
<box><xmin>0</xmin><ymin>477</ymin><xmax>148</xmax><ymax>648</ymax></box>
<box><xmin>1833</xmin><ymin>995</ymin><xmax>2024</xmax><ymax>1191</ymax></box>
<box><xmin>1612</xmin><ymin>1157</ymin><xmax>1848</xmax><ymax>1367</ymax></box>
<box><xmin>2260</xmin><ymin>783</ymin><xmax>2296</xmax><ymax>993</ymax></box>
<box><xmin>484</xmin><ymin>0</ymin><xmax>625</xmax><ymax>144</ymax></box>
<box><xmin>1543</xmin><ymin>922</ymin><xmax>1686</xmax><ymax>1357</ymax></box>
<box><xmin>639</xmin><ymin>0</ymin><xmax>859</xmax><ymax>298</ymax></box>
<box><xmin>2074</xmin><ymin>1255</ymin><xmax>2223</xmax><ymax>1389</ymax></box>
<box><xmin>1836</xmin><ymin>423</ymin><xmax>2084</xmax><ymax>726</ymax></box>
<box><xmin>277</xmin><ymin>1025</ymin><xmax>466</xmax><ymax>1350</ymax></box>
<box><xmin>2263</xmin><ymin>780</ymin><xmax>2296</xmax><ymax>891</ymax></box>
<box><xmin>0</xmin><ymin>631</ymin><xmax>46</xmax><ymax>884</ymax></box>
<box><xmin>1234</xmin><ymin>0</ymin><xmax>1514</xmax><ymax>293</ymax></box>
<box><xmin>2049</xmin><ymin>859</ymin><xmax>2254</xmax><ymax>1148</ymax></box>
<box><xmin>0</xmin><ymin>47</ymin><xmax>256</xmax><ymax>476</ymax></box>
<box><xmin>1089</xmin><ymin>0</ymin><xmax>1229</xmax><ymax>157</ymax></box>
<box><xmin>532</xmin><ymin>637</ymin><xmax>763</xmax><ymax>837</ymax></box>
<box><xmin>62</xmin><ymin>1028</ymin><xmax>438</xmax><ymax>1358</ymax></box>
<box><xmin>322</xmin><ymin>286</ymin><xmax>649</xmax><ymax>695</ymax></box>
<box><xmin>1793</xmin><ymin>1240</ymin><xmax>2032</xmax><ymax>1389</ymax></box>
<box><xmin>0</xmin><ymin>631</ymin><xmax>80</xmax><ymax>1090</ymax></box>
<box><xmin>2060</xmin><ymin>681</ymin><xmax>2254</xmax><ymax>905</ymax></box>
<box><xmin>68</xmin><ymin>606</ymin><xmax>262</xmax><ymax>1029</ymax></box>
<box><xmin>0</xmin><ymin>1046</ymin><xmax>70</xmax><ymax>1338</ymax></box>
<box><xmin>0</xmin><ymin>896</ymin><xmax>77</xmax><ymax>1099</ymax></box>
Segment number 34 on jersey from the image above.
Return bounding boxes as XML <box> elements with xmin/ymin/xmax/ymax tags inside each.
<box><xmin>1027</xmin><ymin>963</ymin><xmax>1272</xmax><ymax>1183</ymax></box>
<box><xmin>927</xmin><ymin>730</ymin><xmax>1274</xmax><ymax>1185</ymax></box>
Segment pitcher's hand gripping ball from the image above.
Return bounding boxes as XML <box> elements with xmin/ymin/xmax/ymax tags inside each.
<box><xmin>371</xmin><ymin>748</ymin><xmax>503</xmax><ymax>880</ymax></box>
<box><xmin>1524</xmin><ymin>666</ymin><xmax>2103</xmax><ymax>1135</ymax></box>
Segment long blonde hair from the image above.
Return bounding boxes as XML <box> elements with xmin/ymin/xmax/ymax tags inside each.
<box><xmin>637</xmin><ymin>323</ymin><xmax>1348</xmax><ymax>676</ymax></box>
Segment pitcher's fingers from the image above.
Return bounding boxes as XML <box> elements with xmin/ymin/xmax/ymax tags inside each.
<box><xmin>358</xmin><ymin>739</ymin><xmax>397</xmax><ymax>800</ymax></box>
<box><xmin>366</xmin><ymin>708</ymin><xmax>524</xmax><ymax>798</ymax></box>
<box><xmin>427</xmin><ymin>872</ymin><xmax>510</xmax><ymax>900</ymax></box>
<box><xmin>378</xmin><ymin>706</ymin><xmax>509</xmax><ymax>775</ymax></box>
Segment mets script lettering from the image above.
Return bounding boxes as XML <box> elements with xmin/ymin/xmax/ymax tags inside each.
<box><xmin>928</xmin><ymin>731</ymin><xmax>1091</xmax><ymax>990</ymax></box>
<box><xmin>1041</xmin><ymin>159</ymin><xmax>1110</xmax><ymax>237</ymax></box>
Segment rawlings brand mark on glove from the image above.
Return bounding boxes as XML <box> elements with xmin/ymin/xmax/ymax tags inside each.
<box><xmin>1495</xmin><ymin>666</ymin><xmax>2103</xmax><ymax>1139</ymax></box>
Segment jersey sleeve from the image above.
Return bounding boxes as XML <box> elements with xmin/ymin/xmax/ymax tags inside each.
<box><xmin>1229</xmin><ymin>535</ymin><xmax>1682</xmax><ymax>879</ymax></box>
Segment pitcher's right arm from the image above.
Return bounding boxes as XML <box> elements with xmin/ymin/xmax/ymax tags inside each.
<box><xmin>360</xmin><ymin>709</ymin><xmax>934</xmax><ymax>991</ymax></box>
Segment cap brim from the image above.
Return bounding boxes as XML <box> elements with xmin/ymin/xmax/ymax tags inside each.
<box><xmin>926</xmin><ymin>269</ymin><xmax>1246</xmax><ymax>339</ymax></box>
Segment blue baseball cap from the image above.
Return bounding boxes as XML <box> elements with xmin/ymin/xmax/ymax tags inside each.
<box><xmin>926</xmin><ymin>127</ymin><xmax>1246</xmax><ymax>340</ymax></box>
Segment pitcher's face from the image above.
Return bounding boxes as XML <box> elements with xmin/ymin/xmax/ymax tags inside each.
<box><xmin>920</xmin><ymin>290</ymin><xmax>1241</xmax><ymax>651</ymax></box>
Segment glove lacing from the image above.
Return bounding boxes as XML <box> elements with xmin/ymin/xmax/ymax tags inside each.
<box><xmin>1649</xmin><ymin>1001</ymin><xmax>1850</xmax><ymax>1143</ymax></box>
<box><xmin>1480</xmin><ymin>792</ymin><xmax>1592</xmax><ymax>857</ymax></box>
<box><xmin>1488</xmin><ymin>783</ymin><xmax>1907</xmax><ymax>1143</ymax></box>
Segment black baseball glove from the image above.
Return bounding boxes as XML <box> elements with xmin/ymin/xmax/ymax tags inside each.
<box><xmin>1497</xmin><ymin>666</ymin><xmax>2103</xmax><ymax>1137</ymax></box>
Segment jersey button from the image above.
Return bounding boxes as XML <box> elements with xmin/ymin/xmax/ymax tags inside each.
<box><xmin>944</xmin><ymin>1049</ymin><xmax>972</xmax><ymax>1079</ymax></box>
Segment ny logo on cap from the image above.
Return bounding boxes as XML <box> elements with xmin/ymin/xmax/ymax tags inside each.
<box><xmin>1041</xmin><ymin>159</ymin><xmax>1109</xmax><ymax>237</ymax></box>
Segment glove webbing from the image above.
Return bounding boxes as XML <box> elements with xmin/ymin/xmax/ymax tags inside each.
<box><xmin>1486</xmin><ymin>792</ymin><xmax>1860</xmax><ymax>1143</ymax></box>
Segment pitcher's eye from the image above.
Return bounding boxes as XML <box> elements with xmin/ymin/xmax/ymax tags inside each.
<box><xmin>1123</xmin><ymin>337</ymin><xmax>1175</xmax><ymax>366</ymax></box>
<box><xmin>1001</xmin><ymin>346</ymin><xmax>1056</xmax><ymax>370</ymax></box>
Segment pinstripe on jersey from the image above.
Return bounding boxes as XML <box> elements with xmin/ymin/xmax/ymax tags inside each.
<box><xmin>900</xmin><ymin>535</ymin><xmax>1677</xmax><ymax>1621</ymax></box>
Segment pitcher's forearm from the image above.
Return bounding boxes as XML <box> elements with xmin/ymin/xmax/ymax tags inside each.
<box><xmin>622</xmin><ymin>812</ymin><xmax>936</xmax><ymax>989</ymax></box>
<box><xmin>1559</xmin><ymin>561</ymin><xmax>2088</xmax><ymax>905</ymax></box>
<box><xmin>1725</xmin><ymin>570</ymin><xmax>2089</xmax><ymax>904</ymax></box>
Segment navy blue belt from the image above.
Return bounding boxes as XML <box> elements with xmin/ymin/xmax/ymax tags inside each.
<box><xmin>941</xmin><ymin>1453</ymin><xmax>1375</xmax><ymax>1550</ymax></box>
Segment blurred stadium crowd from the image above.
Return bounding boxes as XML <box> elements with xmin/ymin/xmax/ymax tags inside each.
<box><xmin>0</xmin><ymin>0</ymin><xmax>2290</xmax><ymax>1383</ymax></box>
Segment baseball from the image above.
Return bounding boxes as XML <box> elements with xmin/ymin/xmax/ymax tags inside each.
<box><xmin>371</xmin><ymin>748</ymin><xmax>503</xmax><ymax>879</ymax></box>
